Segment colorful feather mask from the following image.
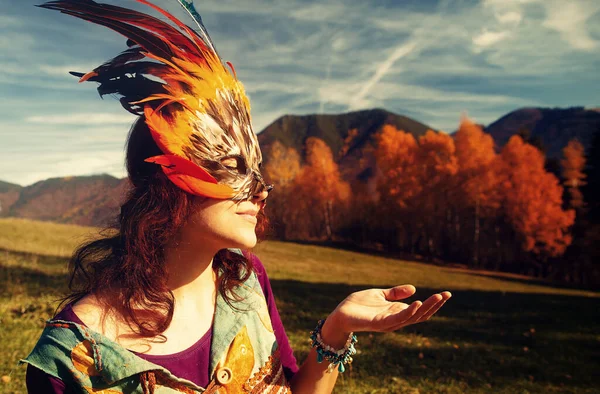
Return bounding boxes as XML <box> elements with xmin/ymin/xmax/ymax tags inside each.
<box><xmin>38</xmin><ymin>0</ymin><xmax>272</xmax><ymax>200</ymax></box>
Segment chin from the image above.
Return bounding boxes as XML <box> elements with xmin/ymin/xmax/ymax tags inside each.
<box><xmin>233</xmin><ymin>233</ymin><xmax>257</xmax><ymax>249</ymax></box>
<box><xmin>225</xmin><ymin>225</ymin><xmax>258</xmax><ymax>250</ymax></box>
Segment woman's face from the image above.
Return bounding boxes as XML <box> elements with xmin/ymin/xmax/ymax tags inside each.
<box><xmin>184</xmin><ymin>189</ymin><xmax>268</xmax><ymax>252</ymax></box>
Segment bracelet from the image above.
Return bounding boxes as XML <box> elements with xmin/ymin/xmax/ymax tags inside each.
<box><xmin>309</xmin><ymin>319</ymin><xmax>358</xmax><ymax>373</ymax></box>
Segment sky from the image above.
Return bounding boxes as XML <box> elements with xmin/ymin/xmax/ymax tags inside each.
<box><xmin>1</xmin><ymin>0</ymin><xmax>599</xmax><ymax>186</ymax></box>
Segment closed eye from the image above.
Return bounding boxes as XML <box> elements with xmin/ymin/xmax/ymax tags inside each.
<box><xmin>220</xmin><ymin>155</ymin><xmax>248</xmax><ymax>175</ymax></box>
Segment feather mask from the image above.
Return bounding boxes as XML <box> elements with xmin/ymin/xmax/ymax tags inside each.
<box><xmin>38</xmin><ymin>0</ymin><xmax>271</xmax><ymax>200</ymax></box>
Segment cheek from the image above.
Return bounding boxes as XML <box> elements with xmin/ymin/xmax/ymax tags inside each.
<box><xmin>192</xmin><ymin>202</ymin><xmax>234</xmax><ymax>231</ymax></box>
<box><xmin>186</xmin><ymin>200</ymin><xmax>257</xmax><ymax>248</ymax></box>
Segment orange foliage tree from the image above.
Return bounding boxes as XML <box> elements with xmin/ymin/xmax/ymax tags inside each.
<box><xmin>263</xmin><ymin>140</ymin><xmax>301</xmax><ymax>239</ymax></box>
<box><xmin>414</xmin><ymin>130</ymin><xmax>458</xmax><ymax>256</ymax></box>
<box><xmin>374</xmin><ymin>125</ymin><xmax>457</xmax><ymax>255</ymax></box>
<box><xmin>288</xmin><ymin>137</ymin><xmax>350</xmax><ymax>240</ymax></box>
<box><xmin>454</xmin><ymin>118</ymin><xmax>500</xmax><ymax>266</ymax></box>
<box><xmin>374</xmin><ymin>125</ymin><xmax>420</xmax><ymax>249</ymax></box>
<box><xmin>339</xmin><ymin>128</ymin><xmax>359</xmax><ymax>159</ymax></box>
<box><xmin>498</xmin><ymin>135</ymin><xmax>575</xmax><ymax>272</ymax></box>
<box><xmin>561</xmin><ymin>139</ymin><xmax>586</xmax><ymax>211</ymax></box>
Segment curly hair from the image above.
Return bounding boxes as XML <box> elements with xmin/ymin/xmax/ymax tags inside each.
<box><xmin>60</xmin><ymin>117</ymin><xmax>268</xmax><ymax>337</ymax></box>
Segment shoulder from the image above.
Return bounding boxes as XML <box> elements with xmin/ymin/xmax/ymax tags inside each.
<box><xmin>21</xmin><ymin>320</ymin><xmax>85</xmax><ymax>382</ymax></box>
<box><xmin>70</xmin><ymin>294</ymin><xmax>129</xmax><ymax>345</ymax></box>
<box><xmin>70</xmin><ymin>294</ymin><xmax>103</xmax><ymax>327</ymax></box>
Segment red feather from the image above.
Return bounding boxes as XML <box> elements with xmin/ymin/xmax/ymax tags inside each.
<box><xmin>145</xmin><ymin>154</ymin><xmax>218</xmax><ymax>184</ymax></box>
<box><xmin>37</xmin><ymin>1</ymin><xmax>205</xmax><ymax>62</ymax></box>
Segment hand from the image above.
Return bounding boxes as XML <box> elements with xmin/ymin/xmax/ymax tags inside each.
<box><xmin>323</xmin><ymin>285</ymin><xmax>451</xmax><ymax>342</ymax></box>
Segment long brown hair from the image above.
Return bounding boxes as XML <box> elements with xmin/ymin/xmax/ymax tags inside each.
<box><xmin>62</xmin><ymin>117</ymin><xmax>267</xmax><ymax>337</ymax></box>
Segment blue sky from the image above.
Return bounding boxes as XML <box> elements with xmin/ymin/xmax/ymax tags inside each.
<box><xmin>1</xmin><ymin>0</ymin><xmax>599</xmax><ymax>186</ymax></box>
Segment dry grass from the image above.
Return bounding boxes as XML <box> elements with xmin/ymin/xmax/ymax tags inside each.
<box><xmin>0</xmin><ymin>218</ymin><xmax>99</xmax><ymax>257</ymax></box>
<box><xmin>1</xmin><ymin>219</ymin><xmax>599</xmax><ymax>393</ymax></box>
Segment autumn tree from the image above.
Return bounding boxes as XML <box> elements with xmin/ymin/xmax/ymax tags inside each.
<box><xmin>584</xmin><ymin>131</ymin><xmax>600</xmax><ymax>221</ymax></box>
<box><xmin>374</xmin><ymin>125</ymin><xmax>420</xmax><ymax>249</ymax></box>
<box><xmin>581</xmin><ymin>131</ymin><xmax>600</xmax><ymax>286</ymax></box>
<box><xmin>414</xmin><ymin>130</ymin><xmax>458</xmax><ymax>257</ymax></box>
<box><xmin>289</xmin><ymin>137</ymin><xmax>350</xmax><ymax>240</ymax></box>
<box><xmin>561</xmin><ymin>139</ymin><xmax>586</xmax><ymax>211</ymax></box>
<box><xmin>263</xmin><ymin>141</ymin><xmax>301</xmax><ymax>239</ymax></box>
<box><xmin>497</xmin><ymin>135</ymin><xmax>575</xmax><ymax>275</ymax></box>
<box><xmin>339</xmin><ymin>128</ymin><xmax>359</xmax><ymax>159</ymax></box>
<box><xmin>454</xmin><ymin>118</ymin><xmax>500</xmax><ymax>267</ymax></box>
<box><xmin>564</xmin><ymin>131</ymin><xmax>600</xmax><ymax>286</ymax></box>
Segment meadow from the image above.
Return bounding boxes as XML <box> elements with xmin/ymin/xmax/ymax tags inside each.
<box><xmin>1</xmin><ymin>218</ymin><xmax>599</xmax><ymax>393</ymax></box>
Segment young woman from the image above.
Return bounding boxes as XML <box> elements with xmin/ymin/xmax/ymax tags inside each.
<box><xmin>24</xmin><ymin>1</ymin><xmax>451</xmax><ymax>393</ymax></box>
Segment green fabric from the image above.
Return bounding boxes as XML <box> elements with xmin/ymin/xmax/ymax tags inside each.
<box><xmin>21</xmin><ymin>265</ymin><xmax>279</xmax><ymax>393</ymax></box>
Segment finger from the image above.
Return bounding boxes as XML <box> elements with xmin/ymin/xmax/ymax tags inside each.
<box><xmin>385</xmin><ymin>292</ymin><xmax>452</xmax><ymax>331</ymax></box>
<box><xmin>404</xmin><ymin>294</ymin><xmax>443</xmax><ymax>324</ymax></box>
<box><xmin>415</xmin><ymin>291</ymin><xmax>452</xmax><ymax>323</ymax></box>
<box><xmin>377</xmin><ymin>300</ymin><xmax>422</xmax><ymax>331</ymax></box>
<box><xmin>381</xmin><ymin>285</ymin><xmax>416</xmax><ymax>302</ymax></box>
<box><xmin>417</xmin><ymin>292</ymin><xmax>452</xmax><ymax>322</ymax></box>
<box><xmin>417</xmin><ymin>299</ymin><xmax>448</xmax><ymax>322</ymax></box>
<box><xmin>440</xmin><ymin>291</ymin><xmax>452</xmax><ymax>300</ymax></box>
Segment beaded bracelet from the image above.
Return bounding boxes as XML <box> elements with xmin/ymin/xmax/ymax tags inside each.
<box><xmin>309</xmin><ymin>319</ymin><xmax>358</xmax><ymax>373</ymax></box>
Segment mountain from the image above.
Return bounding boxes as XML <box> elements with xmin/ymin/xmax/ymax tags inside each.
<box><xmin>0</xmin><ymin>180</ymin><xmax>22</xmax><ymax>217</ymax></box>
<box><xmin>6</xmin><ymin>174</ymin><xmax>127</xmax><ymax>227</ymax></box>
<box><xmin>485</xmin><ymin>107</ymin><xmax>600</xmax><ymax>158</ymax></box>
<box><xmin>257</xmin><ymin>108</ymin><xmax>435</xmax><ymax>181</ymax></box>
<box><xmin>4</xmin><ymin>106</ymin><xmax>599</xmax><ymax>226</ymax></box>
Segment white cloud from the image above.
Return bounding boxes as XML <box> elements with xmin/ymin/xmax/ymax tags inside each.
<box><xmin>288</xmin><ymin>3</ymin><xmax>348</xmax><ymax>22</ymax></box>
<box><xmin>472</xmin><ymin>30</ymin><xmax>511</xmax><ymax>50</ymax></box>
<box><xmin>496</xmin><ymin>11</ymin><xmax>523</xmax><ymax>24</ymax></box>
<box><xmin>1</xmin><ymin>0</ymin><xmax>598</xmax><ymax>185</ymax></box>
<box><xmin>2</xmin><ymin>150</ymin><xmax>126</xmax><ymax>186</ymax></box>
<box><xmin>38</xmin><ymin>64</ymin><xmax>100</xmax><ymax>77</ymax></box>
<box><xmin>483</xmin><ymin>0</ymin><xmax>600</xmax><ymax>51</ymax></box>
<box><xmin>26</xmin><ymin>113</ymin><xmax>135</xmax><ymax>125</ymax></box>
<box><xmin>331</xmin><ymin>36</ymin><xmax>350</xmax><ymax>53</ymax></box>
<box><xmin>482</xmin><ymin>0</ymin><xmax>538</xmax><ymax>8</ymax></box>
<box><xmin>542</xmin><ymin>1</ymin><xmax>599</xmax><ymax>51</ymax></box>
<box><xmin>0</xmin><ymin>15</ymin><xmax>23</xmax><ymax>27</ymax></box>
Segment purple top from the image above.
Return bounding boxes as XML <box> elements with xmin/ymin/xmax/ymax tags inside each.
<box><xmin>26</xmin><ymin>253</ymin><xmax>298</xmax><ymax>393</ymax></box>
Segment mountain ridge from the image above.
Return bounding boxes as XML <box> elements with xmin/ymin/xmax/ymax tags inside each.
<box><xmin>2</xmin><ymin>106</ymin><xmax>598</xmax><ymax>226</ymax></box>
<box><xmin>485</xmin><ymin>106</ymin><xmax>600</xmax><ymax>158</ymax></box>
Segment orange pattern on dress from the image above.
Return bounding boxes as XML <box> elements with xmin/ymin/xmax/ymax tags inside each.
<box><xmin>71</xmin><ymin>340</ymin><xmax>101</xmax><ymax>377</ymax></box>
<box><xmin>243</xmin><ymin>349</ymin><xmax>291</xmax><ymax>394</ymax></box>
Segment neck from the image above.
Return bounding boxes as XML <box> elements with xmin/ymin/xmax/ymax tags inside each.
<box><xmin>163</xmin><ymin>236</ymin><xmax>219</xmax><ymax>301</ymax></box>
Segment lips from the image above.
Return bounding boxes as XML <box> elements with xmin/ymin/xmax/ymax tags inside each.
<box><xmin>236</xmin><ymin>210</ymin><xmax>259</xmax><ymax>217</ymax></box>
<box><xmin>236</xmin><ymin>210</ymin><xmax>258</xmax><ymax>224</ymax></box>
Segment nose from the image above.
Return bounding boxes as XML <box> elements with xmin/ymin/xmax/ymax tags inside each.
<box><xmin>252</xmin><ymin>183</ymin><xmax>272</xmax><ymax>203</ymax></box>
<box><xmin>252</xmin><ymin>188</ymin><xmax>269</xmax><ymax>203</ymax></box>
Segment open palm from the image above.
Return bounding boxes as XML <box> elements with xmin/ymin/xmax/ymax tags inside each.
<box><xmin>328</xmin><ymin>285</ymin><xmax>451</xmax><ymax>334</ymax></box>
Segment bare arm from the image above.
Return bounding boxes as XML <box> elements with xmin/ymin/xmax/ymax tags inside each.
<box><xmin>289</xmin><ymin>285</ymin><xmax>451</xmax><ymax>394</ymax></box>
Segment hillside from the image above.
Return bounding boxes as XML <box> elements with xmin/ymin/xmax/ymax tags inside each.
<box><xmin>3</xmin><ymin>106</ymin><xmax>599</xmax><ymax>226</ymax></box>
<box><xmin>258</xmin><ymin>108</ymin><xmax>435</xmax><ymax>182</ymax></box>
<box><xmin>7</xmin><ymin>174</ymin><xmax>127</xmax><ymax>227</ymax></box>
<box><xmin>0</xmin><ymin>180</ymin><xmax>22</xmax><ymax>217</ymax></box>
<box><xmin>485</xmin><ymin>107</ymin><xmax>600</xmax><ymax>158</ymax></box>
<box><xmin>1</xmin><ymin>218</ymin><xmax>599</xmax><ymax>393</ymax></box>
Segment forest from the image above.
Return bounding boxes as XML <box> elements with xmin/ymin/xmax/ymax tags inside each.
<box><xmin>263</xmin><ymin>118</ymin><xmax>600</xmax><ymax>288</ymax></box>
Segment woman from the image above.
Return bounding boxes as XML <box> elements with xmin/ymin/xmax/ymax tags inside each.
<box><xmin>24</xmin><ymin>1</ymin><xmax>451</xmax><ymax>393</ymax></box>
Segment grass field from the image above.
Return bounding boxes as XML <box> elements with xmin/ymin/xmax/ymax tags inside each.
<box><xmin>1</xmin><ymin>218</ymin><xmax>599</xmax><ymax>393</ymax></box>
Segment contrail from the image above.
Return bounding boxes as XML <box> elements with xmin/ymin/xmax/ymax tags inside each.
<box><xmin>319</xmin><ymin>54</ymin><xmax>334</xmax><ymax>113</ymax></box>
<box><xmin>319</xmin><ymin>29</ymin><xmax>340</xmax><ymax>113</ymax></box>
<box><xmin>348</xmin><ymin>0</ymin><xmax>450</xmax><ymax>110</ymax></box>
<box><xmin>348</xmin><ymin>40</ymin><xmax>417</xmax><ymax>110</ymax></box>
